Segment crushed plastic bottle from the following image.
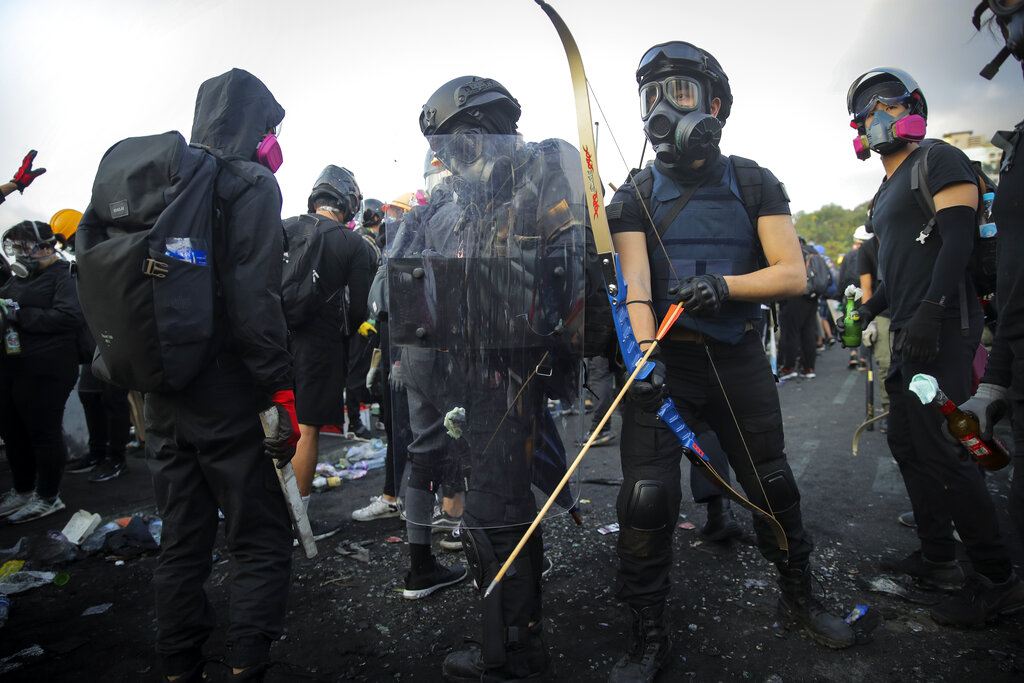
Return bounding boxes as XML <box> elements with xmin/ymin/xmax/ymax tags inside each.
<box><xmin>0</xmin><ymin>593</ymin><xmax>9</xmax><ymax>628</ymax></box>
<box><xmin>81</xmin><ymin>521</ymin><xmax>121</xmax><ymax>554</ymax></box>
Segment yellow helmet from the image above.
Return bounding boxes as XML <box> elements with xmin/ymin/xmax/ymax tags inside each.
<box><xmin>49</xmin><ymin>208</ymin><xmax>83</xmax><ymax>242</ymax></box>
<box><xmin>386</xmin><ymin>192</ymin><xmax>416</xmax><ymax>212</ymax></box>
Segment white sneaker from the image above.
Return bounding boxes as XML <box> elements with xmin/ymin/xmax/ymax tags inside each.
<box><xmin>351</xmin><ymin>495</ymin><xmax>401</xmax><ymax>522</ymax></box>
<box><xmin>7</xmin><ymin>493</ymin><xmax>66</xmax><ymax>524</ymax></box>
<box><xmin>0</xmin><ymin>489</ymin><xmax>32</xmax><ymax>518</ymax></box>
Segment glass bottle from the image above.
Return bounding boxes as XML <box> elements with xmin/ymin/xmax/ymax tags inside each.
<box><xmin>841</xmin><ymin>285</ymin><xmax>863</xmax><ymax>348</ymax></box>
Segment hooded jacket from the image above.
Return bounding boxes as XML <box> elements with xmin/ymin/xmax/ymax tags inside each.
<box><xmin>191</xmin><ymin>68</ymin><xmax>292</xmax><ymax>393</ymax></box>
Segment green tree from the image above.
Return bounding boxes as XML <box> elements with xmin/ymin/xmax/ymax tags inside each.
<box><xmin>793</xmin><ymin>201</ymin><xmax>871</xmax><ymax>262</ymax></box>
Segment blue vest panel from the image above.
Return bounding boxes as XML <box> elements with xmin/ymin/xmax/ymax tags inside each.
<box><xmin>647</xmin><ymin>161</ymin><xmax>763</xmax><ymax>344</ymax></box>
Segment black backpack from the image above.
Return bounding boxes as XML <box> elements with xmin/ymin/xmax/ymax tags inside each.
<box><xmin>281</xmin><ymin>214</ymin><xmax>342</xmax><ymax>329</ymax></box>
<box><xmin>908</xmin><ymin>139</ymin><xmax>999</xmax><ymax>297</ymax></box>
<box><xmin>76</xmin><ymin>131</ymin><xmax>253</xmax><ymax>392</ymax></box>
<box><xmin>802</xmin><ymin>245</ymin><xmax>833</xmax><ymax>299</ymax></box>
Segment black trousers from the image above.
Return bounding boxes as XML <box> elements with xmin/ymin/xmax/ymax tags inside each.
<box><xmin>0</xmin><ymin>345</ymin><xmax>78</xmax><ymax>498</ymax></box>
<box><xmin>145</xmin><ymin>355</ymin><xmax>293</xmax><ymax>673</ymax></box>
<box><xmin>886</xmin><ymin>313</ymin><xmax>1012</xmax><ymax>581</ymax></box>
<box><xmin>1011</xmin><ymin>398</ymin><xmax>1024</xmax><ymax>554</ymax></box>
<box><xmin>616</xmin><ymin>331</ymin><xmax>812</xmax><ymax>608</ymax></box>
<box><xmin>79</xmin><ymin>382</ymin><xmax>131</xmax><ymax>461</ymax></box>
<box><xmin>779</xmin><ymin>296</ymin><xmax>819</xmax><ymax>372</ymax></box>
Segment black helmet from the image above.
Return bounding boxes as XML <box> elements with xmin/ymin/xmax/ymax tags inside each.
<box><xmin>972</xmin><ymin>0</ymin><xmax>1024</xmax><ymax>79</ymax></box>
<box><xmin>307</xmin><ymin>165</ymin><xmax>362</xmax><ymax>222</ymax></box>
<box><xmin>419</xmin><ymin>76</ymin><xmax>521</xmax><ymax>136</ymax></box>
<box><xmin>362</xmin><ymin>198</ymin><xmax>385</xmax><ymax>228</ymax></box>
<box><xmin>847</xmin><ymin>67</ymin><xmax>927</xmax><ymax>124</ymax></box>
<box><xmin>636</xmin><ymin>42</ymin><xmax>733</xmax><ymax>123</ymax></box>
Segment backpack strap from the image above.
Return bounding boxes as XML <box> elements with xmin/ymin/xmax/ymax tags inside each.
<box><xmin>188</xmin><ymin>143</ymin><xmax>258</xmax><ymax>187</ymax></box>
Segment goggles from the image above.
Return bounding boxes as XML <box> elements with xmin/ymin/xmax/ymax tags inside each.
<box><xmin>3</xmin><ymin>238</ymin><xmax>43</xmax><ymax>259</ymax></box>
<box><xmin>428</xmin><ymin>129</ymin><xmax>486</xmax><ymax>166</ymax></box>
<box><xmin>851</xmin><ymin>81</ymin><xmax>913</xmax><ymax>122</ymax></box>
<box><xmin>639</xmin><ymin>77</ymin><xmax>702</xmax><ymax>120</ymax></box>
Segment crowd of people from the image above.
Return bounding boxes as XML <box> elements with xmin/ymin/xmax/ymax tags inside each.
<box><xmin>1</xmin><ymin>2</ymin><xmax>1023</xmax><ymax>681</ymax></box>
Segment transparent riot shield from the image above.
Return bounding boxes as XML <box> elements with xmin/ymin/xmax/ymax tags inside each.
<box><xmin>387</xmin><ymin>135</ymin><xmax>587</xmax><ymax>532</ymax></box>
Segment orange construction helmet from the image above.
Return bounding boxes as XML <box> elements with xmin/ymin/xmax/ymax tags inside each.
<box><xmin>49</xmin><ymin>208</ymin><xmax>83</xmax><ymax>242</ymax></box>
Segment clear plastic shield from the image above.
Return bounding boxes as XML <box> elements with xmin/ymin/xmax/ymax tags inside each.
<box><xmin>387</xmin><ymin>135</ymin><xmax>587</xmax><ymax>530</ymax></box>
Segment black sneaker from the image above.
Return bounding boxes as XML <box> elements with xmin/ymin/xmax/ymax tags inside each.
<box><xmin>403</xmin><ymin>559</ymin><xmax>467</xmax><ymax>599</ymax></box>
<box><xmin>89</xmin><ymin>459</ymin><xmax>128</xmax><ymax>482</ymax></box>
<box><xmin>431</xmin><ymin>511</ymin><xmax>461</xmax><ymax>534</ymax></box>
<box><xmin>929</xmin><ymin>573</ymin><xmax>1024</xmax><ymax>628</ymax></box>
<box><xmin>349</xmin><ymin>424</ymin><xmax>372</xmax><ymax>441</ymax></box>
<box><xmin>592</xmin><ymin>428</ymin><xmax>616</xmax><ymax>446</ymax></box>
<box><xmin>879</xmin><ymin>550</ymin><xmax>964</xmax><ymax>590</ymax></box>
<box><xmin>66</xmin><ymin>454</ymin><xmax>100</xmax><ymax>474</ymax></box>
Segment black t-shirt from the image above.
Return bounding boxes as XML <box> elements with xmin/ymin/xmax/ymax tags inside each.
<box><xmin>856</xmin><ymin>236</ymin><xmax>889</xmax><ymax>316</ymax></box>
<box><xmin>608</xmin><ymin>157</ymin><xmax>790</xmax><ymax>234</ymax></box>
<box><xmin>983</xmin><ymin>121</ymin><xmax>1024</xmax><ymax>394</ymax></box>
<box><xmin>870</xmin><ymin>142</ymin><xmax>978</xmax><ymax>326</ymax></box>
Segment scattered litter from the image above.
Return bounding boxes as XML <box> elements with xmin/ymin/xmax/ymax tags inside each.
<box><xmin>845</xmin><ymin>604</ymin><xmax>868</xmax><ymax>624</ymax></box>
<box><xmin>597</xmin><ymin>523</ymin><xmax>619</xmax><ymax>535</ymax></box>
<box><xmin>0</xmin><ymin>570</ymin><xmax>57</xmax><ymax>595</ymax></box>
<box><xmin>61</xmin><ymin>510</ymin><xmax>102</xmax><ymax>545</ymax></box>
<box><xmin>0</xmin><ymin>561</ymin><xmax>25</xmax><ymax>580</ymax></box>
<box><xmin>678</xmin><ymin>522</ymin><xmax>696</xmax><ymax>530</ymax></box>
<box><xmin>0</xmin><ymin>539</ymin><xmax>25</xmax><ymax>558</ymax></box>
<box><xmin>386</xmin><ymin>536</ymin><xmax>403</xmax><ymax>544</ymax></box>
<box><xmin>53</xmin><ymin>572</ymin><xmax>69</xmax><ymax>586</ymax></box>
<box><xmin>114</xmin><ymin>560</ymin><xmax>125</xmax><ymax>566</ymax></box>
<box><xmin>0</xmin><ymin>644</ymin><xmax>44</xmax><ymax>674</ymax></box>
<box><xmin>335</xmin><ymin>541</ymin><xmax>371</xmax><ymax>563</ymax></box>
<box><xmin>82</xmin><ymin>603</ymin><xmax>113</xmax><ymax>616</ymax></box>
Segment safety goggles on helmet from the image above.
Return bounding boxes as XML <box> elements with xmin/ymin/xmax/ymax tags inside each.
<box><xmin>637</xmin><ymin>41</ymin><xmax>707</xmax><ymax>79</ymax></box>
<box><xmin>850</xmin><ymin>81</ymin><xmax>914</xmax><ymax>123</ymax></box>
<box><xmin>639</xmin><ymin>77</ymin><xmax>702</xmax><ymax>120</ymax></box>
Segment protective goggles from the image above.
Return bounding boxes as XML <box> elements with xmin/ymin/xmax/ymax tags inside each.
<box><xmin>427</xmin><ymin>130</ymin><xmax>486</xmax><ymax>166</ymax></box>
<box><xmin>2</xmin><ymin>238</ymin><xmax>43</xmax><ymax>259</ymax></box>
<box><xmin>850</xmin><ymin>82</ymin><xmax>913</xmax><ymax>122</ymax></box>
<box><xmin>639</xmin><ymin>77</ymin><xmax>702</xmax><ymax>120</ymax></box>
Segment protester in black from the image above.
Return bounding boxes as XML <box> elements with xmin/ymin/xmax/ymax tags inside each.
<box><xmin>607</xmin><ymin>42</ymin><xmax>855</xmax><ymax>680</ymax></box>
<box><xmin>141</xmin><ymin>69</ymin><xmax>299</xmax><ymax>681</ymax></box>
<box><xmin>287</xmin><ymin>166</ymin><xmax>372</xmax><ymax>533</ymax></box>
<box><xmin>778</xmin><ymin>238</ymin><xmax>823</xmax><ymax>379</ymax></box>
<box><xmin>0</xmin><ymin>220</ymin><xmax>81</xmax><ymax>523</ymax></box>
<box><xmin>857</xmin><ymin>233</ymin><xmax>892</xmax><ymax>424</ymax></box>
<box><xmin>957</xmin><ymin>0</ymin><xmax>1024</xmax><ymax>586</ymax></box>
<box><xmin>844</xmin><ymin>66</ymin><xmax>1023</xmax><ymax>627</ymax></box>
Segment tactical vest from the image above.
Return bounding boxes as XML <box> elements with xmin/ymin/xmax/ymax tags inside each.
<box><xmin>647</xmin><ymin>161</ymin><xmax>763</xmax><ymax>344</ymax></box>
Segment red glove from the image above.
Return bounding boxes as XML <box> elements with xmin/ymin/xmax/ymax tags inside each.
<box><xmin>263</xmin><ymin>389</ymin><xmax>301</xmax><ymax>465</ymax></box>
<box><xmin>12</xmin><ymin>150</ymin><xmax>46</xmax><ymax>192</ymax></box>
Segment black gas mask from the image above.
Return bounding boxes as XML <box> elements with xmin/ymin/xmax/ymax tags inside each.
<box><xmin>2</xmin><ymin>222</ymin><xmax>56</xmax><ymax>278</ymax></box>
<box><xmin>428</xmin><ymin>128</ymin><xmax>516</xmax><ymax>202</ymax></box>
<box><xmin>640</xmin><ymin>75</ymin><xmax>721</xmax><ymax>169</ymax></box>
<box><xmin>974</xmin><ymin>0</ymin><xmax>1024</xmax><ymax>79</ymax></box>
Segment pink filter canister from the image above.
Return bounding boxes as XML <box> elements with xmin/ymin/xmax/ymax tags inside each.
<box><xmin>256</xmin><ymin>134</ymin><xmax>283</xmax><ymax>173</ymax></box>
<box><xmin>893</xmin><ymin>114</ymin><xmax>926</xmax><ymax>142</ymax></box>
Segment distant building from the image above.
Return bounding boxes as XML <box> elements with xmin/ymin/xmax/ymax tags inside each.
<box><xmin>942</xmin><ymin>130</ymin><xmax>1001</xmax><ymax>178</ymax></box>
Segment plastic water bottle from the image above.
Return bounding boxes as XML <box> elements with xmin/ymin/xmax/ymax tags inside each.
<box><xmin>979</xmin><ymin>192</ymin><xmax>997</xmax><ymax>239</ymax></box>
<box><xmin>1</xmin><ymin>301</ymin><xmax>20</xmax><ymax>356</ymax></box>
<box><xmin>0</xmin><ymin>593</ymin><xmax>9</xmax><ymax>628</ymax></box>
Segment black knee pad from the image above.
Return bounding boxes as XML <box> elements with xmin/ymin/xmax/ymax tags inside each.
<box><xmin>622</xmin><ymin>480</ymin><xmax>669</xmax><ymax>532</ymax></box>
<box><xmin>760</xmin><ymin>468</ymin><xmax>800</xmax><ymax>513</ymax></box>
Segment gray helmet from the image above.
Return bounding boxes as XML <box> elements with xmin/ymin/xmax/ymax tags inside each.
<box><xmin>307</xmin><ymin>165</ymin><xmax>362</xmax><ymax>222</ymax></box>
<box><xmin>636</xmin><ymin>41</ymin><xmax>733</xmax><ymax>123</ymax></box>
<box><xmin>419</xmin><ymin>76</ymin><xmax>521</xmax><ymax>136</ymax></box>
<box><xmin>847</xmin><ymin>67</ymin><xmax>927</xmax><ymax>124</ymax></box>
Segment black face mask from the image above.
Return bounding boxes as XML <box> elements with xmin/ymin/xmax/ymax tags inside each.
<box><xmin>644</xmin><ymin>100</ymin><xmax>722</xmax><ymax>171</ymax></box>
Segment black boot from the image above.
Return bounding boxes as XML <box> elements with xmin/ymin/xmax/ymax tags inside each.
<box><xmin>607</xmin><ymin>604</ymin><xmax>671</xmax><ymax>682</ymax></box>
<box><xmin>699</xmin><ymin>496</ymin><xmax>742</xmax><ymax>542</ymax></box>
<box><xmin>776</xmin><ymin>564</ymin><xmax>855</xmax><ymax>649</ymax></box>
<box><xmin>443</xmin><ymin>625</ymin><xmax>551</xmax><ymax>682</ymax></box>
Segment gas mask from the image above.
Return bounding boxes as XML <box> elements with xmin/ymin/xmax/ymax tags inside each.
<box><xmin>974</xmin><ymin>0</ymin><xmax>1024</xmax><ymax>79</ymax></box>
<box><xmin>3</xmin><ymin>240</ymin><xmax>48</xmax><ymax>278</ymax></box>
<box><xmin>852</xmin><ymin>111</ymin><xmax>926</xmax><ymax>160</ymax></box>
<box><xmin>431</xmin><ymin>132</ymin><xmax>515</xmax><ymax>202</ymax></box>
<box><xmin>640</xmin><ymin>76</ymin><xmax>721</xmax><ymax>168</ymax></box>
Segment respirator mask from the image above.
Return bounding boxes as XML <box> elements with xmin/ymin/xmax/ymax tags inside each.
<box><xmin>640</xmin><ymin>76</ymin><xmax>721</xmax><ymax>168</ymax></box>
<box><xmin>429</xmin><ymin>129</ymin><xmax>515</xmax><ymax>201</ymax></box>
<box><xmin>256</xmin><ymin>122</ymin><xmax>283</xmax><ymax>173</ymax></box>
<box><xmin>849</xmin><ymin>80</ymin><xmax>926</xmax><ymax>159</ymax></box>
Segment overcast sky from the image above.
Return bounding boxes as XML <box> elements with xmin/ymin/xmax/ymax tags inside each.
<box><xmin>0</xmin><ymin>0</ymin><xmax>1020</xmax><ymax>232</ymax></box>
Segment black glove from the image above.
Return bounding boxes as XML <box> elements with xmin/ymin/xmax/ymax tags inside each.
<box><xmin>262</xmin><ymin>390</ymin><xmax>300</xmax><ymax>466</ymax></box>
<box><xmin>894</xmin><ymin>300</ymin><xmax>944</xmax><ymax>363</ymax></box>
<box><xmin>12</xmin><ymin>150</ymin><xmax>46</xmax><ymax>192</ymax></box>
<box><xmin>625</xmin><ymin>348</ymin><xmax>669</xmax><ymax>413</ymax></box>
<box><xmin>835</xmin><ymin>305</ymin><xmax>873</xmax><ymax>348</ymax></box>
<box><xmin>670</xmin><ymin>273</ymin><xmax>729</xmax><ymax>317</ymax></box>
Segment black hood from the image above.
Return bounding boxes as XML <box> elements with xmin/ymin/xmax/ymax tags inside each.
<box><xmin>190</xmin><ymin>68</ymin><xmax>284</xmax><ymax>160</ymax></box>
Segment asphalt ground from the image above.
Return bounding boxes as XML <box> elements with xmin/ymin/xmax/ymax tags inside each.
<box><xmin>0</xmin><ymin>341</ymin><xmax>1021</xmax><ymax>681</ymax></box>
